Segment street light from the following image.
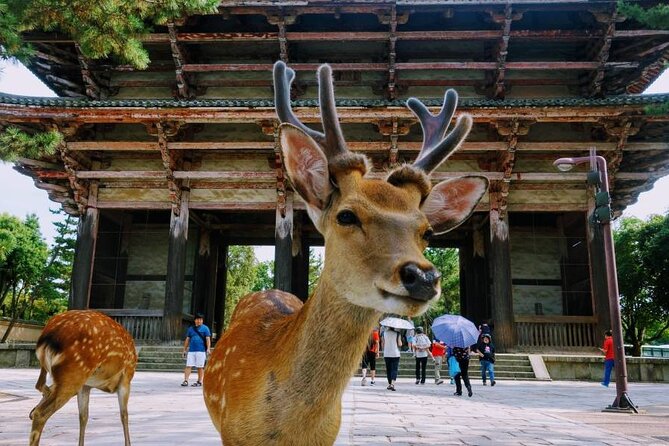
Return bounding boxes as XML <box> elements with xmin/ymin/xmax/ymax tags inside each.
<box><xmin>553</xmin><ymin>149</ymin><xmax>637</xmax><ymax>413</ymax></box>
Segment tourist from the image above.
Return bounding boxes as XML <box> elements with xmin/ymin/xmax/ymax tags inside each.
<box><xmin>599</xmin><ymin>329</ymin><xmax>614</xmax><ymax>387</ymax></box>
<box><xmin>452</xmin><ymin>346</ymin><xmax>473</xmax><ymax>397</ymax></box>
<box><xmin>382</xmin><ymin>327</ymin><xmax>402</xmax><ymax>391</ymax></box>
<box><xmin>476</xmin><ymin>333</ymin><xmax>496</xmax><ymax>386</ymax></box>
<box><xmin>406</xmin><ymin>326</ymin><xmax>415</xmax><ymax>355</ymax></box>
<box><xmin>413</xmin><ymin>327</ymin><xmax>432</xmax><ymax>384</ymax></box>
<box><xmin>431</xmin><ymin>338</ymin><xmax>446</xmax><ymax>385</ymax></box>
<box><xmin>181</xmin><ymin>313</ymin><xmax>211</xmax><ymax>387</ymax></box>
<box><xmin>361</xmin><ymin>328</ymin><xmax>380</xmax><ymax>386</ymax></box>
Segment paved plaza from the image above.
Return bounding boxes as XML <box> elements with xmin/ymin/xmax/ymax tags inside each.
<box><xmin>1</xmin><ymin>369</ymin><xmax>667</xmax><ymax>445</ymax></box>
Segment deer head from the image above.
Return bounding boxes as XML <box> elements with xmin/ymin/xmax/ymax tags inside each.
<box><xmin>274</xmin><ymin>61</ymin><xmax>488</xmax><ymax>316</ymax></box>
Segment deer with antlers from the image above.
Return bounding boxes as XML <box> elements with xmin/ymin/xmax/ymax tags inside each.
<box><xmin>202</xmin><ymin>61</ymin><xmax>488</xmax><ymax>445</ymax></box>
<box><xmin>29</xmin><ymin>310</ymin><xmax>137</xmax><ymax>446</ymax></box>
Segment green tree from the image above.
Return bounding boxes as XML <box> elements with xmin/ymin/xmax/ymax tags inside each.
<box><xmin>614</xmin><ymin>214</ymin><xmax>669</xmax><ymax>356</ymax></box>
<box><xmin>418</xmin><ymin>247</ymin><xmax>460</xmax><ymax>332</ymax></box>
<box><xmin>252</xmin><ymin>260</ymin><xmax>274</xmax><ymax>292</ymax></box>
<box><xmin>223</xmin><ymin>245</ymin><xmax>258</xmax><ymax>330</ymax></box>
<box><xmin>0</xmin><ymin>0</ymin><xmax>218</xmax><ymax>69</ymax></box>
<box><xmin>308</xmin><ymin>248</ymin><xmax>324</xmax><ymax>296</ymax></box>
<box><xmin>0</xmin><ymin>213</ymin><xmax>48</xmax><ymax>342</ymax></box>
<box><xmin>0</xmin><ymin>127</ymin><xmax>63</xmax><ymax>162</ymax></box>
<box><xmin>618</xmin><ymin>1</ymin><xmax>669</xmax><ymax>30</ymax></box>
<box><xmin>29</xmin><ymin>209</ymin><xmax>76</xmax><ymax>321</ymax></box>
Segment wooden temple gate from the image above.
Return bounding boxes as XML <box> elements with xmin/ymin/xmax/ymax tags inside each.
<box><xmin>2</xmin><ymin>0</ymin><xmax>669</xmax><ymax>351</ymax></box>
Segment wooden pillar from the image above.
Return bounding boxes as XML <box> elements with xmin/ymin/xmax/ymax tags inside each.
<box><xmin>204</xmin><ymin>231</ymin><xmax>220</xmax><ymax>332</ymax></box>
<box><xmin>586</xmin><ymin>200</ymin><xmax>611</xmax><ymax>337</ymax></box>
<box><xmin>113</xmin><ymin>213</ymin><xmax>133</xmax><ymax>309</ymax></box>
<box><xmin>163</xmin><ymin>188</ymin><xmax>190</xmax><ymax>342</ymax></box>
<box><xmin>274</xmin><ymin>191</ymin><xmax>293</xmax><ymax>292</ymax></box>
<box><xmin>291</xmin><ymin>212</ymin><xmax>310</xmax><ymax>301</ymax></box>
<box><xmin>214</xmin><ymin>243</ymin><xmax>229</xmax><ymax>339</ymax></box>
<box><xmin>70</xmin><ymin>183</ymin><xmax>99</xmax><ymax>310</ymax></box>
<box><xmin>459</xmin><ymin>220</ymin><xmax>490</xmax><ymax>326</ymax></box>
<box><xmin>489</xmin><ymin>191</ymin><xmax>515</xmax><ymax>352</ymax></box>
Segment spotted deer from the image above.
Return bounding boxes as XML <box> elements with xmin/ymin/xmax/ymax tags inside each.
<box><xmin>30</xmin><ymin>310</ymin><xmax>138</xmax><ymax>446</ymax></box>
<box><xmin>203</xmin><ymin>61</ymin><xmax>488</xmax><ymax>445</ymax></box>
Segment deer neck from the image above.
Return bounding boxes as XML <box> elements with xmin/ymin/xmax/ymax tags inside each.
<box><xmin>284</xmin><ymin>273</ymin><xmax>379</xmax><ymax>410</ymax></box>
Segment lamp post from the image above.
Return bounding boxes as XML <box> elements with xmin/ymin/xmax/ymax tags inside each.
<box><xmin>553</xmin><ymin>149</ymin><xmax>637</xmax><ymax>413</ymax></box>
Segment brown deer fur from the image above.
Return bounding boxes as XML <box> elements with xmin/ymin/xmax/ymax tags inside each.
<box><xmin>203</xmin><ymin>62</ymin><xmax>488</xmax><ymax>445</ymax></box>
<box><xmin>30</xmin><ymin>310</ymin><xmax>137</xmax><ymax>446</ymax></box>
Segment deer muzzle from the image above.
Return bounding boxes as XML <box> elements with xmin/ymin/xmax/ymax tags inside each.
<box><xmin>399</xmin><ymin>263</ymin><xmax>441</xmax><ymax>301</ymax></box>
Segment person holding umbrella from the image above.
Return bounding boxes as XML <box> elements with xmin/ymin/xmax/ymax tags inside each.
<box><xmin>431</xmin><ymin>314</ymin><xmax>479</xmax><ymax>397</ymax></box>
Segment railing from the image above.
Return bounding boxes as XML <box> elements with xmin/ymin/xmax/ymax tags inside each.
<box><xmin>515</xmin><ymin>315</ymin><xmax>598</xmax><ymax>348</ymax></box>
<box><xmin>642</xmin><ymin>345</ymin><xmax>669</xmax><ymax>358</ymax></box>
<box><xmin>98</xmin><ymin>309</ymin><xmax>163</xmax><ymax>342</ymax></box>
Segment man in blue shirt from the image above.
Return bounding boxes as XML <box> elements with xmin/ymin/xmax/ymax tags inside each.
<box><xmin>181</xmin><ymin>313</ymin><xmax>211</xmax><ymax>387</ymax></box>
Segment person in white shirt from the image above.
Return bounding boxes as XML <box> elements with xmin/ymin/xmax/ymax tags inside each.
<box><xmin>413</xmin><ymin>327</ymin><xmax>433</xmax><ymax>384</ymax></box>
<box><xmin>381</xmin><ymin>327</ymin><xmax>402</xmax><ymax>391</ymax></box>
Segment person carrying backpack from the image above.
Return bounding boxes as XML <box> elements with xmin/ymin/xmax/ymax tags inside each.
<box><xmin>360</xmin><ymin>328</ymin><xmax>380</xmax><ymax>386</ymax></box>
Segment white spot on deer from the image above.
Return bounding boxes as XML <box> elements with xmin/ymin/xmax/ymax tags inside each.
<box><xmin>232</xmin><ymin>371</ymin><xmax>241</xmax><ymax>378</ymax></box>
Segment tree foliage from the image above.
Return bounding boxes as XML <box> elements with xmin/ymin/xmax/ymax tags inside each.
<box><xmin>223</xmin><ymin>245</ymin><xmax>258</xmax><ymax>330</ymax></box>
<box><xmin>0</xmin><ymin>210</ymin><xmax>75</xmax><ymax>342</ymax></box>
<box><xmin>415</xmin><ymin>247</ymin><xmax>460</xmax><ymax>332</ymax></box>
<box><xmin>0</xmin><ymin>0</ymin><xmax>219</xmax><ymax>69</ymax></box>
<box><xmin>614</xmin><ymin>214</ymin><xmax>669</xmax><ymax>356</ymax></box>
<box><xmin>252</xmin><ymin>260</ymin><xmax>274</xmax><ymax>292</ymax></box>
<box><xmin>618</xmin><ymin>1</ymin><xmax>669</xmax><ymax>30</ymax></box>
<box><xmin>0</xmin><ymin>127</ymin><xmax>63</xmax><ymax>162</ymax></box>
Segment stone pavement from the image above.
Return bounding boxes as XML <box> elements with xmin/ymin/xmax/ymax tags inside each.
<box><xmin>1</xmin><ymin>369</ymin><xmax>667</xmax><ymax>445</ymax></box>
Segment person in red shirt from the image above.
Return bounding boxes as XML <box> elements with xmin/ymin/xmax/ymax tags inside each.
<box><xmin>599</xmin><ymin>330</ymin><xmax>614</xmax><ymax>387</ymax></box>
<box><xmin>360</xmin><ymin>328</ymin><xmax>380</xmax><ymax>386</ymax></box>
<box><xmin>431</xmin><ymin>338</ymin><xmax>446</xmax><ymax>385</ymax></box>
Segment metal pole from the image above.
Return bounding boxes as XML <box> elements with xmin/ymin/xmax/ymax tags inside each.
<box><xmin>594</xmin><ymin>156</ymin><xmax>636</xmax><ymax>412</ymax></box>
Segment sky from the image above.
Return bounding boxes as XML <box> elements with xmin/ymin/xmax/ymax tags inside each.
<box><xmin>0</xmin><ymin>60</ymin><xmax>668</xmax><ymax>253</ymax></box>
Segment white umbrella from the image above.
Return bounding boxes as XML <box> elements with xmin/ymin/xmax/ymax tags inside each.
<box><xmin>380</xmin><ymin>317</ymin><xmax>415</xmax><ymax>330</ymax></box>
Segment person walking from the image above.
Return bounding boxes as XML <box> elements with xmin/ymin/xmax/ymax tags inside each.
<box><xmin>382</xmin><ymin>327</ymin><xmax>402</xmax><ymax>391</ymax></box>
<box><xmin>599</xmin><ymin>329</ymin><xmax>615</xmax><ymax>387</ymax></box>
<box><xmin>476</xmin><ymin>334</ymin><xmax>496</xmax><ymax>386</ymax></box>
<box><xmin>452</xmin><ymin>346</ymin><xmax>473</xmax><ymax>397</ymax></box>
<box><xmin>181</xmin><ymin>313</ymin><xmax>211</xmax><ymax>387</ymax></box>
<box><xmin>431</xmin><ymin>338</ymin><xmax>446</xmax><ymax>385</ymax></box>
<box><xmin>360</xmin><ymin>328</ymin><xmax>380</xmax><ymax>386</ymax></box>
<box><xmin>413</xmin><ymin>327</ymin><xmax>432</xmax><ymax>385</ymax></box>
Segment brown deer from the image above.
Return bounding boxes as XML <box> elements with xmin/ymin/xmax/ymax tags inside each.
<box><xmin>203</xmin><ymin>61</ymin><xmax>488</xmax><ymax>445</ymax></box>
<box><xmin>29</xmin><ymin>310</ymin><xmax>138</xmax><ymax>446</ymax></box>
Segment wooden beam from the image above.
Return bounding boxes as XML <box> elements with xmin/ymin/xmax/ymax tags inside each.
<box><xmin>75</xmin><ymin>44</ymin><xmax>100</xmax><ymax>99</ymax></box>
<box><xmin>167</xmin><ymin>23</ymin><xmax>192</xmax><ymax>99</ymax></box>
<box><xmin>492</xmin><ymin>5</ymin><xmax>514</xmax><ymax>99</ymax></box>
<box><xmin>627</xmin><ymin>48</ymin><xmax>669</xmax><ymax>94</ymax></box>
<box><xmin>69</xmin><ymin>183</ymin><xmax>99</xmax><ymax>310</ymax></box>
<box><xmin>181</xmin><ymin>61</ymin><xmax>639</xmax><ymax>73</ymax></box>
<box><xmin>587</xmin><ymin>9</ymin><xmax>616</xmax><ymax>97</ymax></box>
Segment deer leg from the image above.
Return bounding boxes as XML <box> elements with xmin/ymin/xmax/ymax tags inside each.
<box><xmin>117</xmin><ymin>376</ymin><xmax>132</xmax><ymax>446</ymax></box>
<box><xmin>29</xmin><ymin>386</ymin><xmax>75</xmax><ymax>446</ymax></box>
<box><xmin>77</xmin><ymin>386</ymin><xmax>92</xmax><ymax>446</ymax></box>
<box><xmin>34</xmin><ymin>367</ymin><xmax>50</xmax><ymax>396</ymax></box>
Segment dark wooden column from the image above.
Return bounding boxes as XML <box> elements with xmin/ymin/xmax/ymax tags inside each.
<box><xmin>163</xmin><ymin>188</ymin><xmax>190</xmax><ymax>341</ymax></box>
<box><xmin>113</xmin><ymin>213</ymin><xmax>133</xmax><ymax>309</ymax></box>
<box><xmin>459</xmin><ymin>218</ymin><xmax>490</xmax><ymax>326</ymax></box>
<box><xmin>70</xmin><ymin>183</ymin><xmax>99</xmax><ymax>310</ymax></box>
<box><xmin>274</xmin><ymin>191</ymin><xmax>293</xmax><ymax>292</ymax></box>
<box><xmin>291</xmin><ymin>212</ymin><xmax>310</xmax><ymax>301</ymax></box>
<box><xmin>489</xmin><ymin>190</ymin><xmax>515</xmax><ymax>352</ymax></box>
<box><xmin>586</xmin><ymin>198</ymin><xmax>611</xmax><ymax>337</ymax></box>
<box><xmin>214</xmin><ymin>243</ymin><xmax>229</xmax><ymax>339</ymax></box>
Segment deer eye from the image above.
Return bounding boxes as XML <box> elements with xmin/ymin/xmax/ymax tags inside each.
<box><xmin>336</xmin><ymin>210</ymin><xmax>360</xmax><ymax>226</ymax></box>
<box><xmin>422</xmin><ymin>228</ymin><xmax>434</xmax><ymax>242</ymax></box>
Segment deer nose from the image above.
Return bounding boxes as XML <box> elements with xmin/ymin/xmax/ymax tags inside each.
<box><xmin>399</xmin><ymin>263</ymin><xmax>441</xmax><ymax>301</ymax></box>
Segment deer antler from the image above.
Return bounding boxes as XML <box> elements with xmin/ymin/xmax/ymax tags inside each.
<box><xmin>407</xmin><ymin>89</ymin><xmax>472</xmax><ymax>174</ymax></box>
<box><xmin>273</xmin><ymin>61</ymin><xmax>348</xmax><ymax>160</ymax></box>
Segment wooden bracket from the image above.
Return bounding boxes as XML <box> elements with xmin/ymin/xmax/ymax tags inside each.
<box><xmin>168</xmin><ymin>22</ymin><xmax>194</xmax><ymax>99</ymax></box>
<box><xmin>75</xmin><ymin>44</ymin><xmax>101</xmax><ymax>99</ymax></box>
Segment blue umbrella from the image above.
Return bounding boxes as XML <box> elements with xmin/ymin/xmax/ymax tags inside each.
<box><xmin>431</xmin><ymin>314</ymin><xmax>479</xmax><ymax>348</ymax></box>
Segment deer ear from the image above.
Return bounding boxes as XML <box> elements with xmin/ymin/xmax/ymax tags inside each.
<box><xmin>421</xmin><ymin>176</ymin><xmax>488</xmax><ymax>234</ymax></box>
<box><xmin>279</xmin><ymin>123</ymin><xmax>333</xmax><ymax>217</ymax></box>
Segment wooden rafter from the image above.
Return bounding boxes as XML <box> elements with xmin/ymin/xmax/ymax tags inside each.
<box><xmin>75</xmin><ymin>44</ymin><xmax>101</xmax><ymax>99</ymax></box>
<box><xmin>587</xmin><ymin>9</ymin><xmax>617</xmax><ymax>97</ymax></box>
<box><xmin>167</xmin><ymin>23</ymin><xmax>192</xmax><ymax>99</ymax></box>
<box><xmin>627</xmin><ymin>48</ymin><xmax>669</xmax><ymax>94</ymax></box>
